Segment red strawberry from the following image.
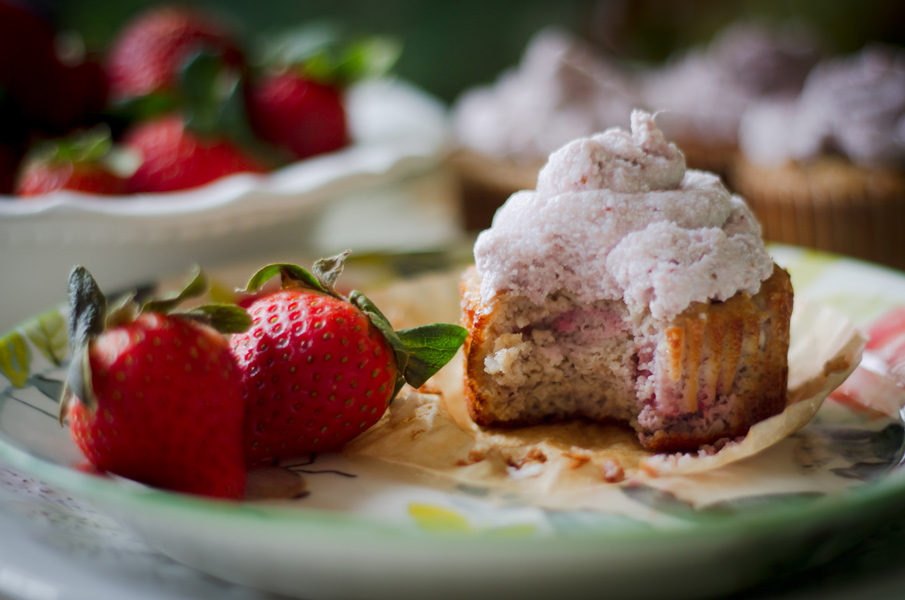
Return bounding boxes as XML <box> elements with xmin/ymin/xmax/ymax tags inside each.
<box><xmin>17</xmin><ymin>161</ymin><xmax>124</xmax><ymax>196</ymax></box>
<box><xmin>246</xmin><ymin>71</ymin><xmax>349</xmax><ymax>160</ymax></box>
<box><xmin>16</xmin><ymin>127</ymin><xmax>127</xmax><ymax>197</ymax></box>
<box><xmin>242</xmin><ymin>29</ymin><xmax>401</xmax><ymax>161</ymax></box>
<box><xmin>105</xmin><ymin>5</ymin><xmax>243</xmax><ymax>100</ymax></box>
<box><xmin>229</xmin><ymin>251</ymin><xmax>467</xmax><ymax>465</ymax></box>
<box><xmin>59</xmin><ymin>266</ymin><xmax>252</xmax><ymax>499</ymax></box>
<box><xmin>123</xmin><ymin>114</ymin><xmax>265</xmax><ymax>192</ymax></box>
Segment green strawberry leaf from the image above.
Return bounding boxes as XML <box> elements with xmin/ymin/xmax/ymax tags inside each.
<box><xmin>258</xmin><ymin>22</ymin><xmax>400</xmax><ymax>85</ymax></box>
<box><xmin>0</xmin><ymin>331</ymin><xmax>30</xmax><ymax>388</ymax></box>
<box><xmin>141</xmin><ymin>266</ymin><xmax>207</xmax><ymax>315</ymax></box>
<box><xmin>180</xmin><ymin>51</ymin><xmax>227</xmax><ymax>136</ymax></box>
<box><xmin>62</xmin><ymin>266</ymin><xmax>108</xmax><ymax>418</ymax></box>
<box><xmin>25</xmin><ymin>125</ymin><xmax>113</xmax><ymax>166</ymax></box>
<box><xmin>257</xmin><ymin>22</ymin><xmax>338</xmax><ymax>68</ymax></box>
<box><xmin>349</xmin><ymin>290</ymin><xmax>407</xmax><ymax>353</ymax></box>
<box><xmin>105</xmin><ymin>293</ymin><xmax>138</xmax><ymax>328</ymax></box>
<box><xmin>67</xmin><ymin>266</ymin><xmax>107</xmax><ymax>353</ymax></box>
<box><xmin>348</xmin><ymin>289</ymin><xmax>409</xmax><ymax>396</ymax></box>
<box><xmin>350</xmin><ymin>288</ymin><xmax>467</xmax><ymax>396</ymax></box>
<box><xmin>107</xmin><ymin>91</ymin><xmax>181</xmax><ymax>124</ymax></box>
<box><xmin>332</xmin><ymin>36</ymin><xmax>402</xmax><ymax>83</ymax></box>
<box><xmin>184</xmin><ymin>303</ymin><xmax>253</xmax><ymax>334</ymax></box>
<box><xmin>22</xmin><ymin>310</ymin><xmax>67</xmax><ymax>366</ymax></box>
<box><xmin>58</xmin><ymin>126</ymin><xmax>113</xmax><ymax>164</ymax></box>
<box><xmin>60</xmin><ymin>344</ymin><xmax>96</xmax><ymax>420</ymax></box>
<box><xmin>242</xmin><ymin>263</ymin><xmax>327</xmax><ymax>295</ymax></box>
<box><xmin>396</xmin><ymin>323</ymin><xmax>468</xmax><ymax>389</ymax></box>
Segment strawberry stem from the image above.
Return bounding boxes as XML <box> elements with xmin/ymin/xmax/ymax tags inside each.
<box><xmin>312</xmin><ymin>250</ymin><xmax>351</xmax><ymax>292</ymax></box>
<box><xmin>241</xmin><ymin>250</ymin><xmax>352</xmax><ymax>300</ymax></box>
<box><xmin>184</xmin><ymin>304</ymin><xmax>253</xmax><ymax>333</ymax></box>
<box><xmin>67</xmin><ymin>266</ymin><xmax>108</xmax><ymax>346</ymax></box>
<box><xmin>255</xmin><ymin>23</ymin><xmax>401</xmax><ymax>86</ymax></box>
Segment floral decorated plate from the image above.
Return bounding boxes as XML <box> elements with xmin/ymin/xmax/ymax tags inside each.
<box><xmin>0</xmin><ymin>245</ymin><xmax>904</xmax><ymax>600</ymax></box>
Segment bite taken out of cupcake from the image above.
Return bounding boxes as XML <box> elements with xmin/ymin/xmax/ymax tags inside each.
<box><xmin>731</xmin><ymin>44</ymin><xmax>905</xmax><ymax>272</ymax></box>
<box><xmin>461</xmin><ymin>109</ymin><xmax>793</xmax><ymax>453</ymax></box>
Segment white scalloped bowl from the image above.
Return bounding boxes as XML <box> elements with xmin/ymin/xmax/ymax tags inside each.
<box><xmin>0</xmin><ymin>78</ymin><xmax>462</xmax><ymax>330</ymax></box>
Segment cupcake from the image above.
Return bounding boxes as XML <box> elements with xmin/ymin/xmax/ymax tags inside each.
<box><xmin>461</xmin><ymin>110</ymin><xmax>793</xmax><ymax>452</ymax></box>
<box><xmin>640</xmin><ymin>21</ymin><xmax>823</xmax><ymax>179</ymax></box>
<box><xmin>732</xmin><ymin>44</ymin><xmax>905</xmax><ymax>271</ymax></box>
<box><xmin>451</xmin><ymin>28</ymin><xmax>638</xmax><ymax>230</ymax></box>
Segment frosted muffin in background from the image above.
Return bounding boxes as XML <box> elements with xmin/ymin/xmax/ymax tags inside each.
<box><xmin>640</xmin><ymin>21</ymin><xmax>824</xmax><ymax>179</ymax></box>
<box><xmin>731</xmin><ymin>44</ymin><xmax>905</xmax><ymax>271</ymax></box>
<box><xmin>450</xmin><ymin>28</ymin><xmax>639</xmax><ymax>230</ymax></box>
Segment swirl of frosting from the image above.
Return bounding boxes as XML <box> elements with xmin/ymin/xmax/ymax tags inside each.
<box><xmin>537</xmin><ymin>110</ymin><xmax>685</xmax><ymax>194</ymax></box>
<box><xmin>474</xmin><ymin>110</ymin><xmax>774</xmax><ymax>320</ymax></box>
<box><xmin>739</xmin><ymin>44</ymin><xmax>905</xmax><ymax>168</ymax></box>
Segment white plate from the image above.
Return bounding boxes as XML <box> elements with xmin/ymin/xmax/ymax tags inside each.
<box><xmin>1</xmin><ymin>246</ymin><xmax>904</xmax><ymax>600</ymax></box>
<box><xmin>0</xmin><ymin>78</ymin><xmax>459</xmax><ymax>331</ymax></box>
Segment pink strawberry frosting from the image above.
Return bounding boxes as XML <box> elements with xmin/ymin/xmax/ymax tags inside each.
<box><xmin>474</xmin><ymin>110</ymin><xmax>774</xmax><ymax>320</ymax></box>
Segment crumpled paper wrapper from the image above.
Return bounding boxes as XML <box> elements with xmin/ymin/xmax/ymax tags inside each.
<box><xmin>344</xmin><ymin>271</ymin><xmax>865</xmax><ymax>496</ymax></box>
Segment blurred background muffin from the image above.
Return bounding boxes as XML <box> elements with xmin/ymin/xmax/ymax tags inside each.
<box><xmin>450</xmin><ymin>27</ymin><xmax>638</xmax><ymax>230</ymax></box>
<box><xmin>638</xmin><ymin>19</ymin><xmax>825</xmax><ymax>178</ymax></box>
<box><xmin>731</xmin><ymin>44</ymin><xmax>905</xmax><ymax>270</ymax></box>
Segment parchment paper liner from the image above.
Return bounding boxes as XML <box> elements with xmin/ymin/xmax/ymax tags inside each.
<box><xmin>344</xmin><ymin>271</ymin><xmax>865</xmax><ymax>497</ymax></box>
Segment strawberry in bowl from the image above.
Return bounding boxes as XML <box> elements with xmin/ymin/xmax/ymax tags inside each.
<box><xmin>244</xmin><ymin>26</ymin><xmax>398</xmax><ymax>161</ymax></box>
<box><xmin>7</xmin><ymin>6</ymin><xmax>403</xmax><ymax>198</ymax></box>
<box><xmin>246</xmin><ymin>70</ymin><xmax>349</xmax><ymax>161</ymax></box>
<box><xmin>105</xmin><ymin>4</ymin><xmax>244</xmax><ymax>102</ymax></box>
<box><xmin>122</xmin><ymin>113</ymin><xmax>266</xmax><ymax>193</ymax></box>
<box><xmin>16</xmin><ymin>127</ymin><xmax>127</xmax><ymax>197</ymax></box>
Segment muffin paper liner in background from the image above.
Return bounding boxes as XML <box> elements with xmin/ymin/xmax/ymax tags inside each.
<box><xmin>731</xmin><ymin>157</ymin><xmax>905</xmax><ymax>273</ymax></box>
<box><xmin>448</xmin><ymin>149</ymin><xmax>543</xmax><ymax>232</ymax></box>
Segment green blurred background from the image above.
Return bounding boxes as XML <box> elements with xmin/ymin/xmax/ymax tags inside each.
<box><xmin>48</xmin><ymin>0</ymin><xmax>905</xmax><ymax>105</ymax></box>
